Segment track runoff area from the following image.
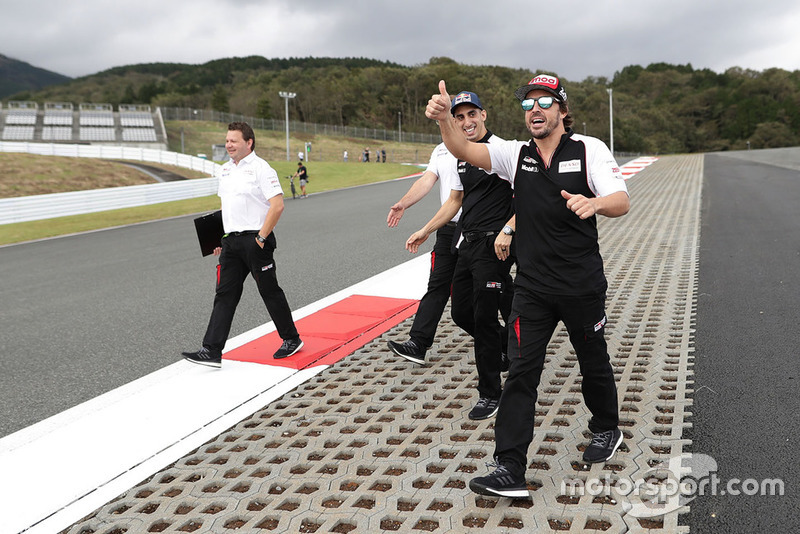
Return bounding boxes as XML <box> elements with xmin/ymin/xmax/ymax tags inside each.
<box><xmin>1</xmin><ymin>158</ymin><xmax>657</xmax><ymax>534</ymax></box>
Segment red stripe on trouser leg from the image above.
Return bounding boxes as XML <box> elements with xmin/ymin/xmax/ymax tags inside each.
<box><xmin>216</xmin><ymin>264</ymin><xmax>221</xmax><ymax>286</ymax></box>
<box><xmin>513</xmin><ymin>316</ymin><xmax>521</xmax><ymax>353</ymax></box>
<box><xmin>430</xmin><ymin>251</ymin><xmax>436</xmax><ymax>272</ymax></box>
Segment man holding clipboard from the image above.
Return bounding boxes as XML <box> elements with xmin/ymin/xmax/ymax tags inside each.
<box><xmin>183</xmin><ymin>122</ymin><xmax>304</xmax><ymax>367</ymax></box>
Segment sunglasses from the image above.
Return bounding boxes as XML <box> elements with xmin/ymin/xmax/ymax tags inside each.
<box><xmin>521</xmin><ymin>96</ymin><xmax>559</xmax><ymax>110</ymax></box>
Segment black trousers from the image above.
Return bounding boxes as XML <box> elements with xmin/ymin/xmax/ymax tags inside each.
<box><xmin>202</xmin><ymin>232</ymin><xmax>299</xmax><ymax>352</ymax></box>
<box><xmin>450</xmin><ymin>233</ymin><xmax>514</xmax><ymax>399</ymax></box>
<box><xmin>408</xmin><ymin>224</ymin><xmax>459</xmax><ymax>349</ymax></box>
<box><xmin>494</xmin><ymin>287</ymin><xmax>619</xmax><ymax>476</ymax></box>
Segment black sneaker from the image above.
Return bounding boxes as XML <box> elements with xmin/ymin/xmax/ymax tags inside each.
<box><xmin>182</xmin><ymin>347</ymin><xmax>222</xmax><ymax>368</ymax></box>
<box><xmin>469</xmin><ymin>462</ymin><xmax>528</xmax><ymax>498</ymax></box>
<box><xmin>387</xmin><ymin>339</ymin><xmax>427</xmax><ymax>365</ymax></box>
<box><xmin>273</xmin><ymin>337</ymin><xmax>304</xmax><ymax>359</ymax></box>
<box><xmin>582</xmin><ymin>428</ymin><xmax>623</xmax><ymax>463</ymax></box>
<box><xmin>468</xmin><ymin>397</ymin><xmax>500</xmax><ymax>420</ymax></box>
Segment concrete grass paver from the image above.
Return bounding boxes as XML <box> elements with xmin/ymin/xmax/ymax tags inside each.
<box><xmin>62</xmin><ymin>155</ymin><xmax>702</xmax><ymax>534</ymax></box>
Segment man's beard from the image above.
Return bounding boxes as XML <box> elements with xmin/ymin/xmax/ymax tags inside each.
<box><xmin>529</xmin><ymin>114</ymin><xmax>560</xmax><ymax>140</ymax></box>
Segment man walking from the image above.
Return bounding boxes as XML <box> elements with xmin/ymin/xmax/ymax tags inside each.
<box><xmin>404</xmin><ymin>91</ymin><xmax>515</xmax><ymax>421</ymax></box>
<box><xmin>182</xmin><ymin>122</ymin><xmax>304</xmax><ymax>367</ymax></box>
<box><xmin>426</xmin><ymin>75</ymin><xmax>629</xmax><ymax>497</ymax></box>
<box><xmin>386</xmin><ymin>141</ymin><xmax>461</xmax><ymax>365</ymax></box>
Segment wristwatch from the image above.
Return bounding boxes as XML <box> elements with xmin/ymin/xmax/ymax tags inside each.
<box><xmin>502</xmin><ymin>225</ymin><xmax>515</xmax><ymax>236</ymax></box>
<box><xmin>256</xmin><ymin>234</ymin><xmax>267</xmax><ymax>244</ymax></box>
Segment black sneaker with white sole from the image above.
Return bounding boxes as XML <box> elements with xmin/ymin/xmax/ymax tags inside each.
<box><xmin>468</xmin><ymin>397</ymin><xmax>500</xmax><ymax>420</ymax></box>
<box><xmin>469</xmin><ymin>462</ymin><xmax>528</xmax><ymax>498</ymax></box>
<box><xmin>273</xmin><ymin>337</ymin><xmax>304</xmax><ymax>359</ymax></box>
<box><xmin>182</xmin><ymin>347</ymin><xmax>222</xmax><ymax>368</ymax></box>
<box><xmin>582</xmin><ymin>428</ymin><xmax>623</xmax><ymax>463</ymax></box>
<box><xmin>387</xmin><ymin>339</ymin><xmax>427</xmax><ymax>365</ymax></box>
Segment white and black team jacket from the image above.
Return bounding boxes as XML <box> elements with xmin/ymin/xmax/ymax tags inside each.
<box><xmin>487</xmin><ymin>130</ymin><xmax>628</xmax><ymax>296</ymax></box>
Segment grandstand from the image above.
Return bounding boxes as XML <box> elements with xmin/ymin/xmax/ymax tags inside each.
<box><xmin>120</xmin><ymin>104</ymin><xmax>157</xmax><ymax>142</ymax></box>
<box><xmin>0</xmin><ymin>101</ymin><xmax>166</xmax><ymax>149</ymax></box>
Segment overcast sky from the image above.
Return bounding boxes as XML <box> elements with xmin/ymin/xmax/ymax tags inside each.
<box><xmin>3</xmin><ymin>0</ymin><xmax>799</xmax><ymax>82</ymax></box>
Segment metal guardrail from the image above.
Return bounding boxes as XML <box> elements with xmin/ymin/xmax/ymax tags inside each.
<box><xmin>0</xmin><ymin>141</ymin><xmax>221</xmax><ymax>225</ymax></box>
<box><xmin>161</xmin><ymin>107</ymin><xmax>441</xmax><ymax>145</ymax></box>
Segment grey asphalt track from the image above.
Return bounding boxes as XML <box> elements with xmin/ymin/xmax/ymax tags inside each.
<box><xmin>0</xmin><ymin>176</ymin><xmax>438</xmax><ymax>438</ymax></box>
<box><xmin>3</xmin><ymin>149</ymin><xmax>798</xmax><ymax>533</ymax></box>
<box><xmin>687</xmin><ymin>151</ymin><xmax>799</xmax><ymax>532</ymax></box>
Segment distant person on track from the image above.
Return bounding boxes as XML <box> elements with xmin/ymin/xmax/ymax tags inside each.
<box><xmin>292</xmin><ymin>162</ymin><xmax>309</xmax><ymax>198</ymax></box>
<box><xmin>182</xmin><ymin>122</ymin><xmax>304</xmax><ymax>367</ymax></box>
<box><xmin>426</xmin><ymin>75</ymin><xmax>629</xmax><ymax>498</ymax></box>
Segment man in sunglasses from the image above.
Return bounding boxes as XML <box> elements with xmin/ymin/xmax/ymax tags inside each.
<box><xmin>426</xmin><ymin>75</ymin><xmax>629</xmax><ymax>498</ymax></box>
<box><xmin>397</xmin><ymin>90</ymin><xmax>515</xmax><ymax>421</ymax></box>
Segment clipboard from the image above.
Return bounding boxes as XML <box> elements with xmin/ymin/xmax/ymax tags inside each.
<box><xmin>193</xmin><ymin>210</ymin><xmax>224</xmax><ymax>256</ymax></box>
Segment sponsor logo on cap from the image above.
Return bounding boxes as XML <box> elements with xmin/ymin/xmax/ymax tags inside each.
<box><xmin>530</xmin><ymin>74</ymin><xmax>560</xmax><ymax>89</ymax></box>
<box><xmin>454</xmin><ymin>92</ymin><xmax>475</xmax><ymax>105</ymax></box>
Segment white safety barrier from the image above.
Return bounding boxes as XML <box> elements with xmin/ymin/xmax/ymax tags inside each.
<box><xmin>0</xmin><ymin>142</ymin><xmax>223</xmax><ymax>224</ymax></box>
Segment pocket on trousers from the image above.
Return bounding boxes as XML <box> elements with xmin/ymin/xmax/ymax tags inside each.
<box><xmin>256</xmin><ymin>233</ymin><xmax>276</xmax><ymax>253</ymax></box>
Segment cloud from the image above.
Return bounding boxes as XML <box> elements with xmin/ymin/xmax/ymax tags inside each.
<box><xmin>2</xmin><ymin>0</ymin><xmax>799</xmax><ymax>80</ymax></box>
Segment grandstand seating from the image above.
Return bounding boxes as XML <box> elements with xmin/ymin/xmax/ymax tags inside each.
<box><xmin>79</xmin><ymin>103</ymin><xmax>115</xmax><ymax>127</ymax></box>
<box><xmin>43</xmin><ymin>102</ymin><xmax>74</xmax><ymax>126</ymax></box>
<box><xmin>119</xmin><ymin>104</ymin><xmax>157</xmax><ymax>141</ymax></box>
<box><xmin>5</xmin><ymin>101</ymin><xmax>38</xmax><ymax>125</ymax></box>
<box><xmin>80</xmin><ymin>127</ymin><xmax>117</xmax><ymax>142</ymax></box>
<box><xmin>120</xmin><ymin>104</ymin><xmax>155</xmax><ymax>127</ymax></box>
<box><xmin>122</xmin><ymin>128</ymin><xmax>157</xmax><ymax>142</ymax></box>
<box><xmin>42</xmin><ymin>126</ymin><xmax>74</xmax><ymax>141</ymax></box>
<box><xmin>0</xmin><ymin>101</ymin><xmax>163</xmax><ymax>146</ymax></box>
<box><xmin>2</xmin><ymin>126</ymin><xmax>35</xmax><ymax>140</ymax></box>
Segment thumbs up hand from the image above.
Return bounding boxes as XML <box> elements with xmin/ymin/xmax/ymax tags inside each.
<box><xmin>561</xmin><ymin>190</ymin><xmax>598</xmax><ymax>219</ymax></box>
<box><xmin>425</xmin><ymin>80</ymin><xmax>452</xmax><ymax>121</ymax></box>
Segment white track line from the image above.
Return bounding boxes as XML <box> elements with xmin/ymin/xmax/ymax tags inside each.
<box><xmin>0</xmin><ymin>255</ymin><xmax>430</xmax><ymax>534</ymax></box>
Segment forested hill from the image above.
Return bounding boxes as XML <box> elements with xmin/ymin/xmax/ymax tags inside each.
<box><xmin>4</xmin><ymin>56</ymin><xmax>799</xmax><ymax>154</ymax></box>
<box><xmin>0</xmin><ymin>54</ymin><xmax>72</xmax><ymax>99</ymax></box>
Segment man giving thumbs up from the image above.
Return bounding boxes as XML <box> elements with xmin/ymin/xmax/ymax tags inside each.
<box><xmin>428</xmin><ymin>75</ymin><xmax>630</xmax><ymax>499</ymax></box>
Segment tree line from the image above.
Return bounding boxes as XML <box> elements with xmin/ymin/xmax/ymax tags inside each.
<box><xmin>7</xmin><ymin>56</ymin><xmax>800</xmax><ymax>153</ymax></box>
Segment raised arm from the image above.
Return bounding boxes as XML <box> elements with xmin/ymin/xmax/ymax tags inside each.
<box><xmin>426</xmin><ymin>80</ymin><xmax>492</xmax><ymax>170</ymax></box>
<box><xmin>405</xmin><ymin>189</ymin><xmax>464</xmax><ymax>254</ymax></box>
<box><xmin>387</xmin><ymin>170</ymin><xmax>438</xmax><ymax>227</ymax></box>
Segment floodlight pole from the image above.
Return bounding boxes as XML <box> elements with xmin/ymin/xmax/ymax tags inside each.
<box><xmin>279</xmin><ymin>91</ymin><xmax>296</xmax><ymax>161</ymax></box>
<box><xmin>607</xmin><ymin>88</ymin><xmax>614</xmax><ymax>155</ymax></box>
<box><xmin>398</xmin><ymin>111</ymin><xmax>402</xmax><ymax>143</ymax></box>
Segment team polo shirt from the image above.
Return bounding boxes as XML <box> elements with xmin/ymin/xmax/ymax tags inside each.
<box><xmin>450</xmin><ymin>131</ymin><xmax>513</xmax><ymax>235</ymax></box>
<box><xmin>218</xmin><ymin>151</ymin><xmax>283</xmax><ymax>233</ymax></box>
<box><xmin>425</xmin><ymin>143</ymin><xmax>461</xmax><ymax>223</ymax></box>
<box><xmin>487</xmin><ymin>130</ymin><xmax>628</xmax><ymax>295</ymax></box>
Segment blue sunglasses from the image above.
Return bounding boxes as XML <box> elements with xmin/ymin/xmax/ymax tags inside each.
<box><xmin>521</xmin><ymin>96</ymin><xmax>559</xmax><ymax>110</ymax></box>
